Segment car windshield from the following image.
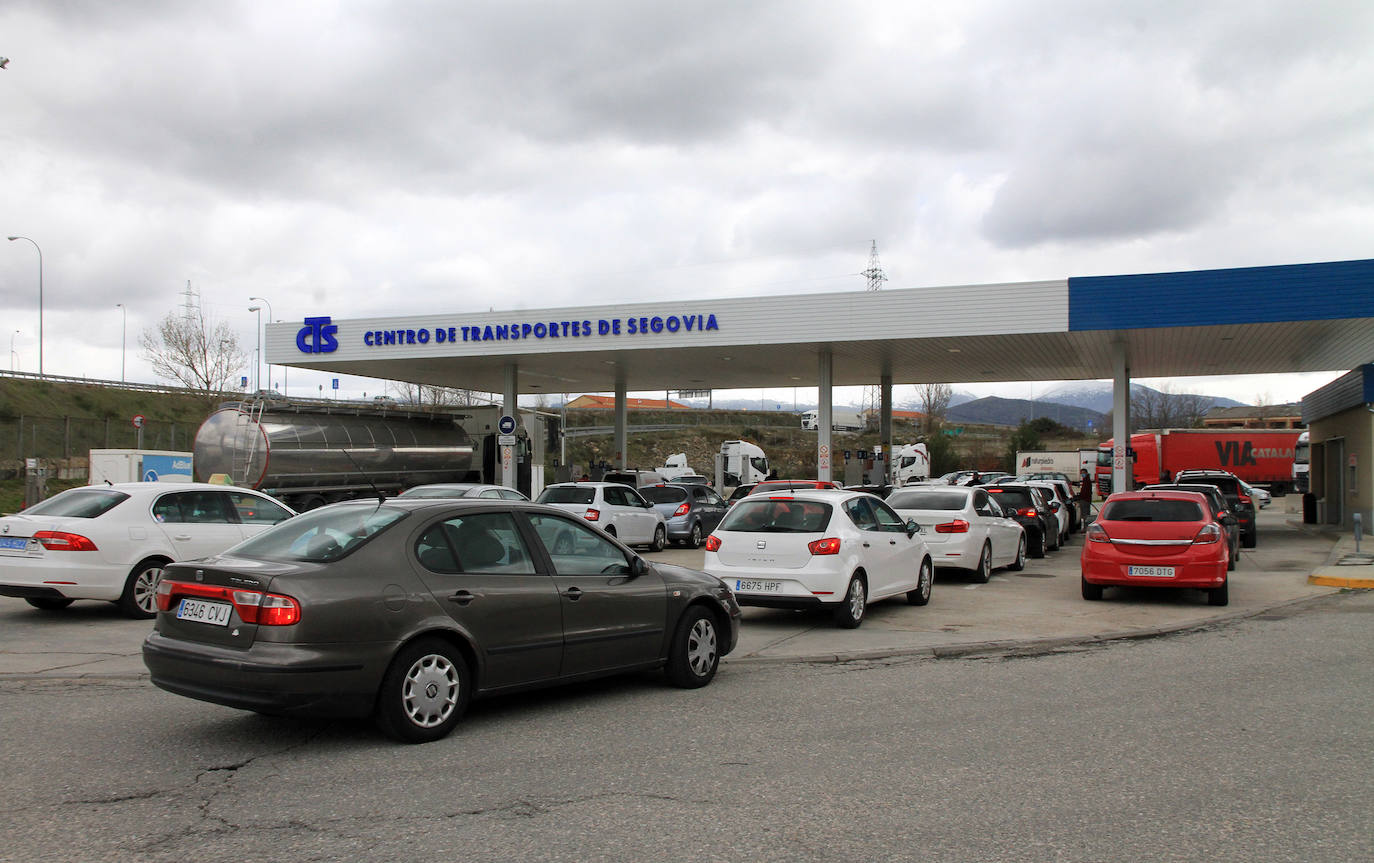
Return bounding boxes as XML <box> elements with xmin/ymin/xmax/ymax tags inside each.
<box><xmin>640</xmin><ymin>486</ymin><xmax>688</xmax><ymax>504</ymax></box>
<box><xmin>23</xmin><ymin>488</ymin><xmax>130</xmax><ymax>518</ymax></box>
<box><xmin>887</xmin><ymin>490</ymin><xmax>967</xmax><ymax>510</ymax></box>
<box><xmin>719</xmin><ymin>498</ymin><xmax>832</xmax><ymax>533</ymax></box>
<box><xmin>229</xmin><ymin>504</ymin><xmax>409</xmax><ymax>561</ymax></box>
<box><xmin>1101</xmin><ymin>499</ymin><xmax>1203</xmax><ymax>522</ymax></box>
<box><xmin>398</xmin><ymin>486</ymin><xmax>475</xmax><ymax>498</ymax></box>
<box><xmin>537</xmin><ymin>487</ymin><xmax>596</xmax><ymax>505</ymax></box>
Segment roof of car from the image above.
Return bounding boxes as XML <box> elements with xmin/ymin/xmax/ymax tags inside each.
<box><xmin>1104</xmin><ymin>489</ymin><xmax>1210</xmax><ymax>503</ymax></box>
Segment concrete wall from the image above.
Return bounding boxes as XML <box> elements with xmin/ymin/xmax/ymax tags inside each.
<box><xmin>1309</xmin><ymin>406</ymin><xmax>1374</xmax><ymax>530</ymax></box>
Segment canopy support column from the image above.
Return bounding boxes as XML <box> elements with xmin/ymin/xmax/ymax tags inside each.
<box><xmin>502</xmin><ymin>364</ymin><xmax>518</xmax><ymax>489</ymax></box>
<box><xmin>880</xmin><ymin>373</ymin><xmax>893</xmax><ymax>486</ymax></box>
<box><xmin>614</xmin><ymin>375</ymin><xmax>628</xmax><ymax>471</ymax></box>
<box><xmin>1111</xmin><ymin>342</ymin><xmax>1132</xmax><ymax>495</ymax></box>
<box><xmin>817</xmin><ymin>350</ymin><xmax>833</xmax><ymax>482</ymax></box>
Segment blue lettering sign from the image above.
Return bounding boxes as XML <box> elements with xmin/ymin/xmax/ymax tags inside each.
<box><xmin>297</xmin><ymin>316</ymin><xmax>339</xmax><ymax>354</ymax></box>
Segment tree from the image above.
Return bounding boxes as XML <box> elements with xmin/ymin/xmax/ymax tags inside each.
<box><xmin>917</xmin><ymin>383</ymin><xmax>953</xmax><ymax>436</ymax></box>
<box><xmin>1129</xmin><ymin>384</ymin><xmax>1207</xmax><ymax>430</ymax></box>
<box><xmin>389</xmin><ymin>382</ymin><xmax>486</xmax><ymax>407</ymax></box>
<box><xmin>1006</xmin><ymin>419</ymin><xmax>1043</xmax><ymax>471</ymax></box>
<box><xmin>140</xmin><ymin>306</ymin><xmax>249</xmax><ymax>398</ymax></box>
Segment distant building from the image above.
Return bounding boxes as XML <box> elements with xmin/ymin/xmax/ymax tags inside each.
<box><xmin>566</xmin><ymin>394</ymin><xmax>692</xmax><ymax>410</ymax></box>
<box><xmin>1202</xmin><ymin>403</ymin><xmax>1303</xmax><ymax>429</ymax></box>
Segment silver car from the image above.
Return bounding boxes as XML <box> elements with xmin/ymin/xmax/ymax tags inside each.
<box><xmin>535</xmin><ymin>482</ymin><xmax>667</xmax><ymax>551</ymax></box>
<box><xmin>639</xmin><ymin>483</ymin><xmax>728</xmax><ymax>548</ymax></box>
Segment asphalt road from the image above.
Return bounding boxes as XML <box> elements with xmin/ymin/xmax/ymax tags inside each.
<box><xmin>2</xmin><ymin>589</ymin><xmax>1369</xmax><ymax>863</ymax></box>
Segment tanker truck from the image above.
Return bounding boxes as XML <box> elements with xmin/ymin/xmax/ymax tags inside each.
<box><xmin>193</xmin><ymin>399</ymin><xmax>548</xmax><ymax>509</ymax></box>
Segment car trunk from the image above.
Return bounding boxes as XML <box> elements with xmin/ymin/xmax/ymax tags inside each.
<box><xmin>1098</xmin><ymin>522</ymin><xmax>1202</xmax><ymax>559</ymax></box>
<box><xmin>154</xmin><ymin>559</ymin><xmax>302</xmax><ymax>648</ymax></box>
<box><xmin>712</xmin><ymin>529</ymin><xmax>818</xmax><ymax>569</ymax></box>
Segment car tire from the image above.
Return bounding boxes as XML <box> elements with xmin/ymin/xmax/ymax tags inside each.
<box><xmin>1029</xmin><ymin>529</ymin><xmax>1046</xmax><ymax>558</ymax></box>
<box><xmin>1081</xmin><ymin>575</ymin><xmax>1103</xmax><ymax>601</ymax></box>
<box><xmin>1227</xmin><ymin>546</ymin><xmax>1237</xmax><ymax>571</ymax></box>
<box><xmin>375</xmin><ymin>637</ymin><xmax>471</xmax><ymax>744</ymax></box>
<box><xmin>1241</xmin><ymin>530</ymin><xmax>1257</xmax><ymax>549</ymax></box>
<box><xmin>1208</xmin><ymin>580</ymin><xmax>1229</xmax><ymax>607</ymax></box>
<box><xmin>665</xmin><ymin>606</ymin><xmax>720</xmax><ymax>688</ymax></box>
<box><xmin>1047</xmin><ymin>527</ymin><xmax>1060</xmax><ymax>552</ymax></box>
<box><xmin>832</xmin><ymin>575</ymin><xmax>866</xmax><ymax>628</ymax></box>
<box><xmin>117</xmin><ymin>559</ymin><xmax>167</xmax><ymax>619</ymax></box>
<box><xmin>25</xmin><ymin>597</ymin><xmax>74</xmax><ymax>611</ymax></box>
<box><xmin>648</xmin><ymin>525</ymin><xmax>666</xmax><ymax>552</ymax></box>
<box><xmin>906</xmin><ymin>558</ymin><xmax>933</xmax><ymax>606</ymax></box>
<box><xmin>685</xmin><ymin>522</ymin><xmax>703</xmax><ymax>549</ymax></box>
<box><xmin>973</xmin><ymin>543</ymin><xmax>992</xmax><ymax>584</ymax></box>
<box><xmin>1008</xmin><ymin>534</ymin><xmax>1027</xmax><ymax>571</ymax></box>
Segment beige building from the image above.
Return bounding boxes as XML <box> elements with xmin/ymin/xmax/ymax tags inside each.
<box><xmin>1302</xmin><ymin>365</ymin><xmax>1374</xmax><ymax>530</ymax></box>
<box><xmin>1202</xmin><ymin>403</ymin><xmax>1303</xmax><ymax>428</ymax></box>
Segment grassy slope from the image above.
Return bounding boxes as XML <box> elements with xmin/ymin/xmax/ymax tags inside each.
<box><xmin>0</xmin><ymin>378</ymin><xmax>1098</xmax><ymax>510</ymax></box>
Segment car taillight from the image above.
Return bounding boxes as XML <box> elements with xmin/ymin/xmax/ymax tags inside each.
<box><xmin>33</xmin><ymin>530</ymin><xmax>98</xmax><ymax>551</ymax></box>
<box><xmin>583</xmin><ymin>508</ymin><xmax>600</xmax><ymax>522</ymax></box>
<box><xmin>1085</xmin><ymin>523</ymin><xmax>1110</xmax><ymax>543</ymax></box>
<box><xmin>154</xmin><ymin>580</ymin><xmax>301</xmax><ymax>625</ymax></box>
<box><xmin>673</xmin><ymin>503</ymin><xmax>690</xmax><ymax>517</ymax></box>
<box><xmin>1237</xmin><ymin>493</ymin><xmax>1252</xmax><ymax>505</ymax></box>
<box><xmin>704</xmin><ymin>535</ymin><xmax>722</xmax><ymax>552</ymax></box>
<box><xmin>1192</xmin><ymin>523</ymin><xmax>1222</xmax><ymax>544</ymax></box>
<box><xmin>808</xmin><ymin>537</ymin><xmax>842</xmax><ymax>555</ymax></box>
<box><xmin>934</xmin><ymin>519</ymin><xmax>969</xmax><ymax>534</ymax></box>
<box><xmin>1018</xmin><ymin>508</ymin><xmax>1037</xmax><ymax>518</ymax></box>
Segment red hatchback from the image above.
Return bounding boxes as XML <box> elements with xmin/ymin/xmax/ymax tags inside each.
<box><xmin>1080</xmin><ymin>490</ymin><xmax>1230</xmax><ymax>606</ymax></box>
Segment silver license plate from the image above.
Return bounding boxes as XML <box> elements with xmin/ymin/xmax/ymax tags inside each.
<box><xmin>735</xmin><ymin>579</ymin><xmax>782</xmax><ymax>593</ymax></box>
<box><xmin>175</xmin><ymin>598</ymin><xmax>233</xmax><ymax>626</ymax></box>
<box><xmin>1128</xmin><ymin>565</ymin><xmax>1175</xmax><ymax>578</ymax></box>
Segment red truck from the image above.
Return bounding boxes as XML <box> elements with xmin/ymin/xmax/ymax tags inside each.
<box><xmin>1095</xmin><ymin>429</ymin><xmax>1304</xmax><ymax>496</ymax></box>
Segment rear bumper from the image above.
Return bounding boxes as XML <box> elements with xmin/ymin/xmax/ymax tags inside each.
<box><xmin>142</xmin><ymin>631</ymin><xmax>390</xmax><ymax>718</ymax></box>
<box><xmin>1081</xmin><ymin>547</ymin><xmax>1227</xmax><ymax>588</ymax></box>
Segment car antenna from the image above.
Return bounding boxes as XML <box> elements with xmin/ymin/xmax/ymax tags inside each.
<box><xmin>339</xmin><ymin>449</ymin><xmax>387</xmax><ymax>506</ymax></box>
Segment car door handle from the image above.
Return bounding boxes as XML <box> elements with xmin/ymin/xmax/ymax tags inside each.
<box><xmin>862</xmin><ymin>541</ymin><xmax>871</xmax><ymax>547</ymax></box>
<box><xmin>448</xmin><ymin>590</ymin><xmax>477</xmax><ymax>606</ymax></box>
<box><xmin>172</xmin><ymin>534</ymin><xmax>192</xmax><ymax>541</ymax></box>
<box><xmin>889</xmin><ymin>539</ymin><xmax>897</xmax><ymax>545</ymax></box>
<box><xmin>562</xmin><ymin>586</ymin><xmax>583</xmax><ymax>601</ymax></box>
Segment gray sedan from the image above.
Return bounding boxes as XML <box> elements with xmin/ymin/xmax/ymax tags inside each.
<box><xmin>142</xmin><ymin>498</ymin><xmax>740</xmax><ymax>743</ymax></box>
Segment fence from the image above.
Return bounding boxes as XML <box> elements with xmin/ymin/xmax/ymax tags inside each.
<box><xmin>0</xmin><ymin>415</ymin><xmax>192</xmax><ymax>478</ymax></box>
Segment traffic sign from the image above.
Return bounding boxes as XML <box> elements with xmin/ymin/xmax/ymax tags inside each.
<box><xmin>497</xmin><ymin>434</ymin><xmax>517</xmax><ymax>446</ymax></box>
<box><xmin>131</xmin><ymin>414</ymin><xmax>145</xmax><ymax>429</ymax></box>
<box><xmin>498</xmin><ymin>415</ymin><xmax>517</xmax><ymax>435</ymax></box>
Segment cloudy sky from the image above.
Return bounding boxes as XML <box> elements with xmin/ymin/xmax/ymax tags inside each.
<box><xmin>2</xmin><ymin>0</ymin><xmax>1369</xmax><ymax>408</ymax></box>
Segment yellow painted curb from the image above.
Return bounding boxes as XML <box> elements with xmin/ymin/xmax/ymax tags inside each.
<box><xmin>1308</xmin><ymin>574</ymin><xmax>1374</xmax><ymax>588</ymax></box>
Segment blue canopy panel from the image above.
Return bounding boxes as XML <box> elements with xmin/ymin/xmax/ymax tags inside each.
<box><xmin>1068</xmin><ymin>258</ymin><xmax>1374</xmax><ymax>331</ymax></box>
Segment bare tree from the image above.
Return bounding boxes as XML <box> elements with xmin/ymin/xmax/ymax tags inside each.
<box><xmin>389</xmin><ymin>381</ymin><xmax>487</xmax><ymax>407</ymax></box>
<box><xmin>1130</xmin><ymin>384</ymin><xmax>1207</xmax><ymax>430</ymax></box>
<box><xmin>140</xmin><ymin>305</ymin><xmax>249</xmax><ymax>398</ymax></box>
<box><xmin>917</xmin><ymin>383</ymin><xmax>953</xmax><ymax>436</ymax></box>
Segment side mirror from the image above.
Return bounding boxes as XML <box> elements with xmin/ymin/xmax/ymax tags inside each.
<box><xmin>1050</xmin><ymin>501</ymin><xmax>1061</xmax><ymax>511</ymax></box>
<box><xmin>906</xmin><ymin>518</ymin><xmax>921</xmax><ymax>537</ymax></box>
<box><xmin>631</xmin><ymin>556</ymin><xmax>648</xmax><ymax>577</ymax></box>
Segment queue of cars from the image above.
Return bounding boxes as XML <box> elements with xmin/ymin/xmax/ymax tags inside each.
<box><xmin>1</xmin><ymin>461</ymin><xmax>1271</xmax><ymax>742</ymax></box>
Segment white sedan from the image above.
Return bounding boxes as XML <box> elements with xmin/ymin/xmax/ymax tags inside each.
<box><xmin>535</xmin><ymin>482</ymin><xmax>667</xmax><ymax>551</ymax></box>
<box><xmin>886</xmin><ymin>485</ymin><xmax>1026</xmax><ymax>582</ymax></box>
<box><xmin>0</xmin><ymin>482</ymin><xmax>296</xmax><ymax>618</ymax></box>
<box><xmin>703</xmin><ymin>489</ymin><xmax>934</xmax><ymax>628</ymax></box>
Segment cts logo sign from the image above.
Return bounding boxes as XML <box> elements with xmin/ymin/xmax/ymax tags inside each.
<box><xmin>297</xmin><ymin>316</ymin><xmax>339</xmax><ymax>354</ymax></box>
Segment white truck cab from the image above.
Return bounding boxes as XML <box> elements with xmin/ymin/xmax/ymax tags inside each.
<box><xmin>718</xmin><ymin>440</ymin><xmax>769</xmax><ymax>487</ymax></box>
<box><xmin>892</xmin><ymin>443</ymin><xmax>931</xmax><ymax>486</ymax></box>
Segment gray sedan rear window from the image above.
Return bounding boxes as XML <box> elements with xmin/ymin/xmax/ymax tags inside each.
<box><xmin>640</xmin><ymin>486</ymin><xmax>689</xmax><ymax>504</ymax></box>
<box><xmin>887</xmin><ymin>490</ymin><xmax>966</xmax><ymax>510</ymax></box>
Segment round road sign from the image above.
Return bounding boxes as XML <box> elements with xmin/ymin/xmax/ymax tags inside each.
<box><xmin>131</xmin><ymin>414</ymin><xmax>146</xmax><ymax>429</ymax></box>
<box><xmin>498</xmin><ymin>414</ymin><xmax>517</xmax><ymax>435</ymax></box>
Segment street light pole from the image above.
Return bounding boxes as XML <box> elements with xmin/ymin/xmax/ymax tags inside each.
<box><xmin>249</xmin><ymin>296</ymin><xmax>273</xmax><ymax>393</ymax></box>
<box><xmin>115</xmin><ymin>303</ymin><xmax>126</xmax><ymax>382</ymax></box>
<box><xmin>248</xmin><ymin>305</ymin><xmax>262</xmax><ymax>391</ymax></box>
<box><xmin>10</xmin><ymin>330</ymin><xmax>19</xmax><ymax>371</ymax></box>
<box><xmin>7</xmin><ymin>236</ymin><xmax>42</xmax><ymax>377</ymax></box>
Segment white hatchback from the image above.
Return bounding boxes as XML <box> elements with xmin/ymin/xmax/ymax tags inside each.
<box><xmin>886</xmin><ymin>485</ymin><xmax>1026</xmax><ymax>582</ymax></box>
<box><xmin>0</xmin><ymin>482</ymin><xmax>296</xmax><ymax>618</ymax></box>
<box><xmin>703</xmin><ymin>490</ymin><xmax>934</xmax><ymax>628</ymax></box>
<box><xmin>535</xmin><ymin>482</ymin><xmax>667</xmax><ymax>551</ymax></box>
